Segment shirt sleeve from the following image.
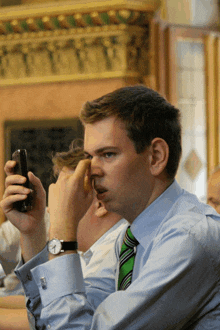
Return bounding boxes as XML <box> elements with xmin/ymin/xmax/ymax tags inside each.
<box><xmin>14</xmin><ymin>245</ymin><xmax>49</xmax><ymax>330</ymax></box>
<box><xmin>17</xmin><ymin>226</ymin><xmax>219</xmax><ymax>330</ymax></box>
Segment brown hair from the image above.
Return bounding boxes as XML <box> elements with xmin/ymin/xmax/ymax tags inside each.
<box><xmin>52</xmin><ymin>140</ymin><xmax>85</xmax><ymax>178</ymax></box>
<box><xmin>80</xmin><ymin>85</ymin><xmax>182</xmax><ymax>179</ymax></box>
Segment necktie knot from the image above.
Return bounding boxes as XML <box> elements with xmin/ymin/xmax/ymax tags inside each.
<box><xmin>123</xmin><ymin>226</ymin><xmax>139</xmax><ymax>249</ymax></box>
<box><xmin>118</xmin><ymin>226</ymin><xmax>139</xmax><ymax>291</ymax></box>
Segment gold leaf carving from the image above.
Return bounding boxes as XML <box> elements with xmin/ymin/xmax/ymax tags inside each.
<box><xmin>26</xmin><ymin>18</ymin><xmax>39</xmax><ymax>31</ymax></box>
<box><xmin>42</xmin><ymin>16</ymin><xmax>54</xmax><ymax>30</ymax></box>
<box><xmin>58</xmin><ymin>15</ymin><xmax>71</xmax><ymax>29</ymax></box>
<box><xmin>91</xmin><ymin>12</ymin><xmax>103</xmax><ymax>26</ymax></box>
<box><xmin>0</xmin><ymin>23</ymin><xmax>7</xmax><ymax>34</ymax></box>
<box><xmin>0</xmin><ymin>8</ymin><xmax>149</xmax><ymax>85</ymax></box>
<box><xmin>74</xmin><ymin>14</ymin><xmax>87</xmax><ymax>27</ymax></box>
<box><xmin>11</xmin><ymin>20</ymin><xmax>23</xmax><ymax>33</ymax></box>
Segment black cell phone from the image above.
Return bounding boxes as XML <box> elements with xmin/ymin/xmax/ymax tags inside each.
<box><xmin>12</xmin><ymin>149</ymin><xmax>32</xmax><ymax>212</ymax></box>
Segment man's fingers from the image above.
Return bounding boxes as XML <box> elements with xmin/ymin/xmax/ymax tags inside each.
<box><xmin>60</xmin><ymin>166</ymin><xmax>75</xmax><ymax>177</ymax></box>
<box><xmin>48</xmin><ymin>183</ymin><xmax>55</xmax><ymax>197</ymax></box>
<box><xmin>28</xmin><ymin>172</ymin><xmax>46</xmax><ymax>198</ymax></box>
<box><xmin>74</xmin><ymin>159</ymin><xmax>91</xmax><ymax>176</ymax></box>
<box><xmin>84</xmin><ymin>173</ymin><xmax>93</xmax><ymax>194</ymax></box>
<box><xmin>0</xmin><ymin>194</ymin><xmax>27</xmax><ymax>214</ymax></box>
<box><xmin>4</xmin><ymin>160</ymin><xmax>17</xmax><ymax>176</ymax></box>
<box><xmin>57</xmin><ymin>160</ymin><xmax>92</xmax><ymax>193</ymax></box>
<box><xmin>2</xmin><ymin>194</ymin><xmax>27</xmax><ymax>205</ymax></box>
<box><xmin>73</xmin><ymin>159</ymin><xmax>92</xmax><ymax>191</ymax></box>
<box><xmin>3</xmin><ymin>185</ymin><xmax>30</xmax><ymax>199</ymax></box>
<box><xmin>5</xmin><ymin>174</ymin><xmax>27</xmax><ymax>188</ymax></box>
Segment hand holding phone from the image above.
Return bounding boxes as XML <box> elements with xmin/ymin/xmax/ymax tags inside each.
<box><xmin>12</xmin><ymin>149</ymin><xmax>32</xmax><ymax>212</ymax></box>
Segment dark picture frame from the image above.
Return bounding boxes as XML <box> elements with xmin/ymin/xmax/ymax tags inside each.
<box><xmin>4</xmin><ymin>118</ymin><xmax>84</xmax><ymax>202</ymax></box>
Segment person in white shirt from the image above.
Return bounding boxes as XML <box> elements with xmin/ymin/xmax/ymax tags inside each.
<box><xmin>0</xmin><ymin>220</ymin><xmax>23</xmax><ymax>296</ymax></box>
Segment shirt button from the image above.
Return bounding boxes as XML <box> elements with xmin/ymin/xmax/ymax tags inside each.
<box><xmin>26</xmin><ymin>273</ymin><xmax>32</xmax><ymax>281</ymax></box>
<box><xmin>40</xmin><ymin>277</ymin><xmax>47</xmax><ymax>290</ymax></box>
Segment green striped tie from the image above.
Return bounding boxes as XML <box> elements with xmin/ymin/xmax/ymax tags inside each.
<box><xmin>118</xmin><ymin>226</ymin><xmax>139</xmax><ymax>290</ymax></box>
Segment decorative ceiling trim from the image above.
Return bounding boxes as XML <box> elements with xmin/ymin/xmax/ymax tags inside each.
<box><xmin>0</xmin><ymin>0</ymin><xmax>157</xmax><ymax>85</ymax></box>
<box><xmin>0</xmin><ymin>10</ymin><xmax>150</xmax><ymax>35</ymax></box>
<box><xmin>0</xmin><ymin>24</ymin><xmax>148</xmax><ymax>86</ymax></box>
<box><xmin>0</xmin><ymin>0</ymin><xmax>160</xmax><ymax>28</ymax></box>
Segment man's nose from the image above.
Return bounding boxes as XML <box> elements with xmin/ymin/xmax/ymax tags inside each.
<box><xmin>90</xmin><ymin>157</ymin><xmax>104</xmax><ymax>178</ymax></box>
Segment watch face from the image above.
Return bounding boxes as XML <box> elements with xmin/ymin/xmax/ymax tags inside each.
<box><xmin>48</xmin><ymin>238</ymin><xmax>62</xmax><ymax>255</ymax></box>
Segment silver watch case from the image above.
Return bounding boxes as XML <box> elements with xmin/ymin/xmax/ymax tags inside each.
<box><xmin>47</xmin><ymin>238</ymin><xmax>64</xmax><ymax>255</ymax></box>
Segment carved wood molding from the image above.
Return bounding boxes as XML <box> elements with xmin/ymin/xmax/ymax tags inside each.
<box><xmin>0</xmin><ymin>1</ymin><xmax>160</xmax><ymax>22</ymax></box>
<box><xmin>0</xmin><ymin>24</ymin><xmax>149</xmax><ymax>85</ymax></box>
<box><xmin>0</xmin><ymin>0</ymin><xmax>160</xmax><ymax>85</ymax></box>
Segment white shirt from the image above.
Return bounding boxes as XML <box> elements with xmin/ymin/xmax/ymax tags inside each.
<box><xmin>79</xmin><ymin>219</ymin><xmax>128</xmax><ymax>277</ymax></box>
<box><xmin>0</xmin><ymin>220</ymin><xmax>20</xmax><ymax>276</ymax></box>
<box><xmin>0</xmin><ymin>220</ymin><xmax>22</xmax><ymax>295</ymax></box>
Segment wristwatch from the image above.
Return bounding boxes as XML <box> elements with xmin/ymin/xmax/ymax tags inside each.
<box><xmin>47</xmin><ymin>238</ymin><xmax>78</xmax><ymax>255</ymax></box>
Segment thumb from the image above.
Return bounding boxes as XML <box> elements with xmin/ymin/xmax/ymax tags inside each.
<box><xmin>28</xmin><ymin>171</ymin><xmax>46</xmax><ymax>201</ymax></box>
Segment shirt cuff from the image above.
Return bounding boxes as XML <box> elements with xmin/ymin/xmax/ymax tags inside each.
<box><xmin>0</xmin><ymin>263</ymin><xmax>6</xmax><ymax>280</ymax></box>
<box><xmin>15</xmin><ymin>245</ymin><xmax>48</xmax><ymax>299</ymax></box>
<box><xmin>31</xmin><ymin>253</ymin><xmax>85</xmax><ymax>307</ymax></box>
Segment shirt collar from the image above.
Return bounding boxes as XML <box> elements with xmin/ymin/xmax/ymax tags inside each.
<box><xmin>131</xmin><ymin>180</ymin><xmax>183</xmax><ymax>247</ymax></box>
<box><xmin>80</xmin><ymin>218</ymin><xmax>127</xmax><ymax>260</ymax></box>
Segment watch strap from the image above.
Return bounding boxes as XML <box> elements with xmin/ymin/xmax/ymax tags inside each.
<box><xmin>62</xmin><ymin>241</ymin><xmax>78</xmax><ymax>251</ymax></box>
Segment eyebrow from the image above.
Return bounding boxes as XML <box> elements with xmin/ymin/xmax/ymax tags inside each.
<box><xmin>84</xmin><ymin>146</ymin><xmax>119</xmax><ymax>157</ymax></box>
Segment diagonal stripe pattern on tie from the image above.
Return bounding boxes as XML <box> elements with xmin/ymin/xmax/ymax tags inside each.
<box><xmin>118</xmin><ymin>226</ymin><xmax>139</xmax><ymax>290</ymax></box>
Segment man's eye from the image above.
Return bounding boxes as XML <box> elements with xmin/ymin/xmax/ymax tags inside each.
<box><xmin>85</xmin><ymin>154</ymin><xmax>93</xmax><ymax>160</ymax></box>
<box><xmin>103</xmin><ymin>152</ymin><xmax>115</xmax><ymax>158</ymax></box>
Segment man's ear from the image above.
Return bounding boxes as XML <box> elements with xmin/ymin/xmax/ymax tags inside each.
<box><xmin>148</xmin><ymin>138</ymin><xmax>169</xmax><ymax>176</ymax></box>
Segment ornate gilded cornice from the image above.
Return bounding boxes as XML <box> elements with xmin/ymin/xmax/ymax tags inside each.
<box><xmin>0</xmin><ymin>0</ymin><xmax>160</xmax><ymax>85</ymax></box>
<box><xmin>0</xmin><ymin>1</ymin><xmax>160</xmax><ymax>23</ymax></box>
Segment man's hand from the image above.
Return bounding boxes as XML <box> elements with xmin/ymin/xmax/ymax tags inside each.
<box><xmin>48</xmin><ymin>159</ymin><xmax>93</xmax><ymax>245</ymax></box>
<box><xmin>0</xmin><ymin>160</ymin><xmax>47</xmax><ymax>261</ymax></box>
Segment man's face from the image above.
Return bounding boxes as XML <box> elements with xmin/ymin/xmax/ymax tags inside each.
<box><xmin>207</xmin><ymin>171</ymin><xmax>220</xmax><ymax>214</ymax></box>
<box><xmin>84</xmin><ymin>116</ymin><xmax>154</xmax><ymax>222</ymax></box>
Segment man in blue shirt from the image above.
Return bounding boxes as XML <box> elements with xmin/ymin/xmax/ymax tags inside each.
<box><xmin>1</xmin><ymin>85</ymin><xmax>220</xmax><ymax>329</ymax></box>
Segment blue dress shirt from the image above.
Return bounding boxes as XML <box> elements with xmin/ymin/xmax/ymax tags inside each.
<box><xmin>15</xmin><ymin>180</ymin><xmax>220</xmax><ymax>329</ymax></box>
